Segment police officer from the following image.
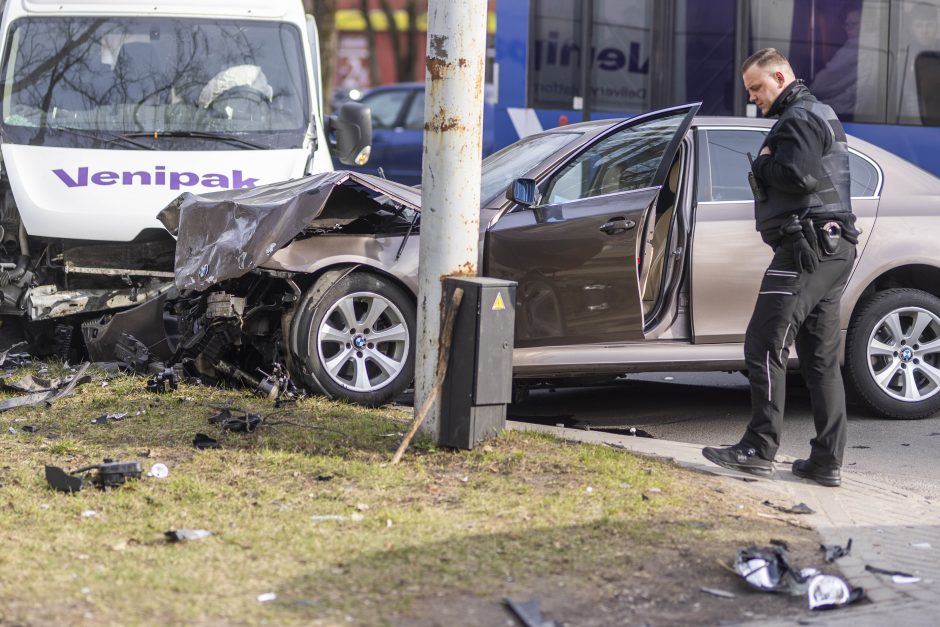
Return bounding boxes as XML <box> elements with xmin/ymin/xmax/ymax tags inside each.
<box><xmin>702</xmin><ymin>48</ymin><xmax>859</xmax><ymax>487</ymax></box>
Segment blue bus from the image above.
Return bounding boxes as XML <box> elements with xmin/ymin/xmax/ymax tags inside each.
<box><xmin>494</xmin><ymin>0</ymin><xmax>940</xmax><ymax>176</ymax></box>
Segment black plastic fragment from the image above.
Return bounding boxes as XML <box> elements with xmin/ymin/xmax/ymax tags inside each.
<box><xmin>208</xmin><ymin>408</ymin><xmax>261</xmax><ymax>432</ymax></box>
<box><xmin>504</xmin><ymin>598</ymin><xmax>560</xmax><ymax>627</ymax></box>
<box><xmin>864</xmin><ymin>564</ymin><xmax>916</xmax><ymax>578</ymax></box>
<box><xmin>21</xmin><ymin>425</ymin><xmax>38</xmax><ymax>433</ymax></box>
<box><xmin>45</xmin><ymin>465</ymin><xmax>84</xmax><ymax>492</ymax></box>
<box><xmin>821</xmin><ymin>539</ymin><xmax>852</xmax><ymax>563</ymax></box>
<box><xmin>193</xmin><ymin>433</ymin><xmax>220</xmax><ymax>449</ymax></box>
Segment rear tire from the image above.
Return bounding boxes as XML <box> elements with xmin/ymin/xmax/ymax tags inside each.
<box><xmin>845</xmin><ymin>288</ymin><xmax>940</xmax><ymax>419</ymax></box>
<box><xmin>291</xmin><ymin>271</ymin><xmax>416</xmax><ymax>407</ymax></box>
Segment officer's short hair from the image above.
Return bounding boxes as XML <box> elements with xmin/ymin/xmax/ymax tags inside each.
<box><xmin>741</xmin><ymin>48</ymin><xmax>792</xmax><ymax>74</ymax></box>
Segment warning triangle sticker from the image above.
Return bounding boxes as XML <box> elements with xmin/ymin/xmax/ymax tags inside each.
<box><xmin>492</xmin><ymin>291</ymin><xmax>506</xmax><ymax>311</ymax></box>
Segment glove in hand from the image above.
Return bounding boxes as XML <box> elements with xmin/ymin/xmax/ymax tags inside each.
<box><xmin>790</xmin><ymin>234</ymin><xmax>818</xmax><ymax>273</ymax></box>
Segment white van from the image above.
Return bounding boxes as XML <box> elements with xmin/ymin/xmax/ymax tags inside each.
<box><xmin>0</xmin><ymin>0</ymin><xmax>370</xmax><ymax>352</ymax></box>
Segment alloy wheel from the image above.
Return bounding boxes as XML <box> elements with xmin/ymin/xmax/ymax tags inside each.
<box><xmin>867</xmin><ymin>306</ymin><xmax>940</xmax><ymax>402</ymax></box>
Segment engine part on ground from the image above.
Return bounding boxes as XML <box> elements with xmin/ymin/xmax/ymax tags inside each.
<box><xmin>215</xmin><ymin>360</ymin><xmax>279</xmax><ymax>399</ymax></box>
<box><xmin>147</xmin><ymin>367</ymin><xmax>181</xmax><ymax>393</ymax></box>
<box><xmin>45</xmin><ymin>459</ymin><xmax>142</xmax><ymax>492</ymax></box>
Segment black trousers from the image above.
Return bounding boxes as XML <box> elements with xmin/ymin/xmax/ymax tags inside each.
<box><xmin>740</xmin><ymin>237</ymin><xmax>856</xmax><ymax>467</ymax></box>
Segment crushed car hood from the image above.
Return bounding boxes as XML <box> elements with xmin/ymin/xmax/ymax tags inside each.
<box><xmin>157</xmin><ymin>170</ymin><xmax>421</xmax><ymax>291</ymax></box>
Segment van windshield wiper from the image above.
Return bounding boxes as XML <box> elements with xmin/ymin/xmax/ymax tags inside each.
<box><xmin>122</xmin><ymin>130</ymin><xmax>268</xmax><ymax>150</ymax></box>
<box><xmin>49</xmin><ymin>126</ymin><xmax>157</xmax><ymax>150</ymax></box>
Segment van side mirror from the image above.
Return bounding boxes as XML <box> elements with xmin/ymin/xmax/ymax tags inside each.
<box><xmin>328</xmin><ymin>101</ymin><xmax>373</xmax><ymax>165</ymax></box>
<box><xmin>506</xmin><ymin>178</ymin><xmax>540</xmax><ymax>206</ymax></box>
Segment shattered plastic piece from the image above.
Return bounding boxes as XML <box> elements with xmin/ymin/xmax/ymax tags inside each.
<box><xmin>911</xmin><ymin>542</ymin><xmax>932</xmax><ymax>549</ymax></box>
<box><xmin>75</xmin><ymin>460</ymin><xmax>142</xmax><ymax>489</ymax></box>
<box><xmin>807</xmin><ymin>574</ymin><xmax>864</xmax><ymax>610</ymax></box>
<box><xmin>147</xmin><ymin>463</ymin><xmax>169</xmax><ymax>479</ymax></box>
<box><xmin>81</xmin><ymin>510</ymin><xmax>97</xmax><ymax>518</ymax></box>
<box><xmin>734</xmin><ymin>545</ymin><xmax>809</xmax><ymax>594</ymax></box>
<box><xmin>821</xmin><ymin>539</ymin><xmax>853</xmax><ymax>563</ymax></box>
<box><xmin>700</xmin><ymin>587</ymin><xmax>736</xmax><ymax>599</ymax></box>
<box><xmin>257</xmin><ymin>592</ymin><xmax>277</xmax><ymax>603</ymax></box>
<box><xmin>193</xmin><ymin>433</ymin><xmax>220</xmax><ymax>449</ymax></box>
<box><xmin>45</xmin><ymin>465</ymin><xmax>85</xmax><ymax>492</ymax></box>
<box><xmin>311</xmin><ymin>515</ymin><xmax>347</xmax><ymax>522</ymax></box>
<box><xmin>865</xmin><ymin>564</ymin><xmax>920</xmax><ymax>583</ymax></box>
<box><xmin>763</xmin><ymin>500</ymin><xmax>815</xmax><ymax>515</ymax></box>
<box><xmin>165</xmin><ymin>529</ymin><xmax>213</xmax><ymax>542</ymax></box>
<box><xmin>504</xmin><ymin>598</ymin><xmax>561</xmax><ymax>627</ymax></box>
<box><xmin>21</xmin><ymin>425</ymin><xmax>38</xmax><ymax>432</ymax></box>
<box><xmin>147</xmin><ymin>368</ymin><xmax>180</xmax><ymax>393</ymax></box>
<box><xmin>208</xmin><ymin>408</ymin><xmax>262</xmax><ymax>432</ymax></box>
<box><xmin>91</xmin><ymin>412</ymin><xmax>129</xmax><ymax>425</ymax></box>
<box><xmin>113</xmin><ymin>333</ymin><xmax>154</xmax><ymax>375</ymax></box>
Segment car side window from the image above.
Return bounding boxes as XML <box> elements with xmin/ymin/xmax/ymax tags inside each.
<box><xmin>700</xmin><ymin>129</ymin><xmax>767</xmax><ymax>202</ymax></box>
<box><xmin>848</xmin><ymin>151</ymin><xmax>880</xmax><ymax>197</ymax></box>
<box><xmin>403</xmin><ymin>91</ymin><xmax>424</xmax><ymax>129</ymax></box>
<box><xmin>361</xmin><ymin>90</ymin><xmax>410</xmax><ymax>129</ymax></box>
<box><xmin>542</xmin><ymin>112</ymin><xmax>689</xmax><ymax>205</ymax></box>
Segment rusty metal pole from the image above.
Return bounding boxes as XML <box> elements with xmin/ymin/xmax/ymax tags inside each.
<box><xmin>414</xmin><ymin>0</ymin><xmax>487</xmax><ymax>439</ymax></box>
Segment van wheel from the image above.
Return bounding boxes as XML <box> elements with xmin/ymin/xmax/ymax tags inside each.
<box><xmin>845</xmin><ymin>288</ymin><xmax>940</xmax><ymax>419</ymax></box>
<box><xmin>291</xmin><ymin>271</ymin><xmax>415</xmax><ymax>407</ymax></box>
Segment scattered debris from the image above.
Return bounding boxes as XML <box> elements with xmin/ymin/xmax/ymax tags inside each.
<box><xmin>734</xmin><ymin>545</ymin><xmax>807</xmax><ymax>593</ymax></box>
<box><xmin>849</xmin><ymin>445</ymin><xmax>871</xmax><ymax>449</ymax></box>
<box><xmin>147</xmin><ymin>463</ymin><xmax>169</xmax><ymax>479</ymax></box>
<box><xmin>769</xmin><ymin>539</ymin><xmax>790</xmax><ymax>551</ymax></box>
<box><xmin>91</xmin><ymin>412</ymin><xmax>129</xmax><ymax>425</ymax></box>
<box><xmin>147</xmin><ymin>367</ymin><xmax>182</xmax><ymax>393</ymax></box>
<box><xmin>0</xmin><ymin>341</ymin><xmax>30</xmax><ymax>368</ymax></box>
<box><xmin>165</xmin><ymin>529</ymin><xmax>213</xmax><ymax>542</ymax></box>
<box><xmin>504</xmin><ymin>598</ymin><xmax>561</xmax><ymax>627</ymax></box>
<box><xmin>45</xmin><ymin>459</ymin><xmax>142</xmax><ymax>492</ymax></box>
<box><xmin>910</xmin><ymin>542</ymin><xmax>932</xmax><ymax>549</ymax></box>
<box><xmin>864</xmin><ymin>564</ymin><xmax>921</xmax><ymax>584</ymax></box>
<box><xmin>257</xmin><ymin>592</ymin><xmax>277</xmax><ymax>603</ymax></box>
<box><xmin>208</xmin><ymin>408</ymin><xmax>262</xmax><ymax>432</ymax></box>
<box><xmin>81</xmin><ymin>510</ymin><xmax>97</xmax><ymax>518</ymax></box>
<box><xmin>807</xmin><ymin>574</ymin><xmax>864</xmax><ymax>610</ymax></box>
<box><xmin>821</xmin><ymin>539</ymin><xmax>852</xmax><ymax>563</ymax></box>
<box><xmin>0</xmin><ymin>362</ymin><xmax>92</xmax><ymax>413</ymax></box>
<box><xmin>316</xmin><ymin>474</ymin><xmax>333</xmax><ymax>482</ymax></box>
<box><xmin>21</xmin><ymin>424</ymin><xmax>38</xmax><ymax>433</ymax></box>
<box><xmin>763</xmin><ymin>500</ymin><xmax>815</xmax><ymax>515</ymax></box>
<box><xmin>700</xmin><ymin>587</ymin><xmax>736</xmax><ymax>599</ymax></box>
<box><xmin>193</xmin><ymin>433</ymin><xmax>220</xmax><ymax>449</ymax></box>
<box><xmin>311</xmin><ymin>515</ymin><xmax>348</xmax><ymax>522</ymax></box>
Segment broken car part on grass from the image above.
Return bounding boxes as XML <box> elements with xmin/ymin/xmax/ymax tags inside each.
<box><xmin>821</xmin><ymin>539</ymin><xmax>853</xmax><ymax>563</ymax></box>
<box><xmin>45</xmin><ymin>459</ymin><xmax>143</xmax><ymax>493</ymax></box>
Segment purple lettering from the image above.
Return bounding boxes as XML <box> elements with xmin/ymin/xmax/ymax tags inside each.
<box><xmin>597</xmin><ymin>48</ymin><xmax>626</xmax><ymax>71</ymax></box>
<box><xmin>170</xmin><ymin>172</ymin><xmax>199</xmax><ymax>190</ymax></box>
<box><xmin>91</xmin><ymin>171</ymin><xmax>118</xmax><ymax>185</ymax></box>
<box><xmin>53</xmin><ymin>167</ymin><xmax>88</xmax><ymax>188</ymax></box>
<box><xmin>232</xmin><ymin>171</ymin><xmax>259</xmax><ymax>188</ymax></box>
<box><xmin>155</xmin><ymin>165</ymin><xmax>166</xmax><ymax>186</ymax></box>
<box><xmin>123</xmin><ymin>171</ymin><xmax>151</xmax><ymax>185</ymax></box>
<box><xmin>202</xmin><ymin>173</ymin><xmax>229</xmax><ymax>188</ymax></box>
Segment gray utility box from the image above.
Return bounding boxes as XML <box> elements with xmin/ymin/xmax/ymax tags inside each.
<box><xmin>439</xmin><ymin>276</ymin><xmax>517</xmax><ymax>449</ymax></box>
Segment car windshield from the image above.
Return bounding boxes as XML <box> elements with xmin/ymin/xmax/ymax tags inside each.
<box><xmin>0</xmin><ymin>16</ymin><xmax>308</xmax><ymax>149</ymax></box>
<box><xmin>480</xmin><ymin>131</ymin><xmax>583</xmax><ymax>205</ymax></box>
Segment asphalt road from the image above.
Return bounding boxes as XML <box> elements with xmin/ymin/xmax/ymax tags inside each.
<box><xmin>509</xmin><ymin>372</ymin><xmax>940</xmax><ymax>500</ymax></box>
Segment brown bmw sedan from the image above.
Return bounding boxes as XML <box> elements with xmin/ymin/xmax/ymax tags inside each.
<box><xmin>159</xmin><ymin>103</ymin><xmax>940</xmax><ymax>419</ymax></box>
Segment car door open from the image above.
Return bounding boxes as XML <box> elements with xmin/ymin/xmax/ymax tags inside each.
<box><xmin>484</xmin><ymin>103</ymin><xmax>700</xmax><ymax>348</ymax></box>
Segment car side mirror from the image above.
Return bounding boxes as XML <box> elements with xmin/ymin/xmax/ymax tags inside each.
<box><xmin>506</xmin><ymin>178</ymin><xmax>540</xmax><ymax>207</ymax></box>
<box><xmin>328</xmin><ymin>101</ymin><xmax>373</xmax><ymax>165</ymax></box>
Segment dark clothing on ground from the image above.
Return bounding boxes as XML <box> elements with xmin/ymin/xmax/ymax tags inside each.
<box><xmin>741</xmin><ymin>80</ymin><xmax>858</xmax><ymax>469</ymax></box>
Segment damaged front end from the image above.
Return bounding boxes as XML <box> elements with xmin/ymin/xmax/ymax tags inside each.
<box><xmin>127</xmin><ymin>171</ymin><xmax>423</xmax><ymax>404</ymax></box>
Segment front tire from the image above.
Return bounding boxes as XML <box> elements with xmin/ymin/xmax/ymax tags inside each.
<box><xmin>845</xmin><ymin>288</ymin><xmax>940</xmax><ymax>419</ymax></box>
<box><xmin>291</xmin><ymin>271</ymin><xmax>416</xmax><ymax>407</ymax></box>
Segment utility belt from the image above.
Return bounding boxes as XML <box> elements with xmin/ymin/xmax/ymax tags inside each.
<box><xmin>778</xmin><ymin>215</ymin><xmax>848</xmax><ymax>256</ymax></box>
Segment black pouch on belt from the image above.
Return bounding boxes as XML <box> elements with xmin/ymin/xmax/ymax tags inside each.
<box><xmin>817</xmin><ymin>221</ymin><xmax>842</xmax><ymax>256</ymax></box>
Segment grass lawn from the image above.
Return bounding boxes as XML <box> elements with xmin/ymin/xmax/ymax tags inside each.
<box><xmin>0</xmin><ymin>365</ymin><xmax>829</xmax><ymax>626</ymax></box>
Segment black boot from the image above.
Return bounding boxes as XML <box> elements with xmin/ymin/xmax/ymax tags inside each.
<box><xmin>792</xmin><ymin>458</ymin><xmax>841</xmax><ymax>487</ymax></box>
<box><xmin>702</xmin><ymin>444</ymin><xmax>774</xmax><ymax>476</ymax></box>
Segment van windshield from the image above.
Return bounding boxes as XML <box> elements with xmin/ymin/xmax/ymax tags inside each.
<box><xmin>0</xmin><ymin>17</ymin><xmax>309</xmax><ymax>150</ymax></box>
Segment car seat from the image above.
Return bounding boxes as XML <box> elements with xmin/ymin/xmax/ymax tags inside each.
<box><xmin>640</xmin><ymin>158</ymin><xmax>681</xmax><ymax>313</ymax></box>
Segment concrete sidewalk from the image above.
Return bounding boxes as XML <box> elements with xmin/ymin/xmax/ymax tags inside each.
<box><xmin>508</xmin><ymin>421</ymin><xmax>937</xmax><ymax>626</ymax></box>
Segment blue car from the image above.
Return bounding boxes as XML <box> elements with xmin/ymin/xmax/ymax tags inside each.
<box><xmin>347</xmin><ymin>82</ymin><xmax>495</xmax><ymax>186</ymax></box>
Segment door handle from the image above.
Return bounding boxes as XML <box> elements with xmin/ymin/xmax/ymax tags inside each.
<box><xmin>599</xmin><ymin>218</ymin><xmax>636</xmax><ymax>235</ymax></box>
